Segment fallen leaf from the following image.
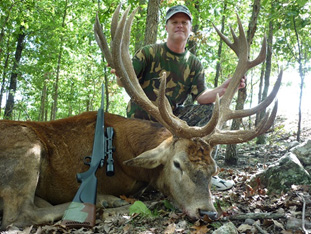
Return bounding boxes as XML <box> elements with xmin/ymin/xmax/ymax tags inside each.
<box><xmin>123</xmin><ymin>224</ymin><xmax>131</xmax><ymax>233</ymax></box>
<box><xmin>237</xmin><ymin>224</ymin><xmax>252</xmax><ymax>232</ymax></box>
<box><xmin>190</xmin><ymin>225</ymin><xmax>210</xmax><ymax>234</ymax></box>
<box><xmin>245</xmin><ymin>184</ymin><xmax>255</xmax><ymax>197</ymax></box>
<box><xmin>120</xmin><ymin>195</ymin><xmax>136</xmax><ymax>204</ymax></box>
<box><xmin>272</xmin><ymin>219</ymin><xmax>285</xmax><ymax>230</ymax></box>
<box><xmin>164</xmin><ymin>223</ymin><xmax>176</xmax><ymax>234</ymax></box>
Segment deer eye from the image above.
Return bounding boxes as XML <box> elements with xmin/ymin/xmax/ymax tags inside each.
<box><xmin>173</xmin><ymin>161</ymin><xmax>181</xmax><ymax>170</ymax></box>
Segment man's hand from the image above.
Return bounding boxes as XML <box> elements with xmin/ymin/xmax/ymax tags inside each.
<box><xmin>108</xmin><ymin>65</ymin><xmax>124</xmax><ymax>87</ymax></box>
<box><xmin>238</xmin><ymin>75</ymin><xmax>246</xmax><ymax>89</ymax></box>
<box><xmin>196</xmin><ymin>76</ymin><xmax>246</xmax><ymax>105</ymax></box>
<box><xmin>110</xmin><ymin>68</ymin><xmax>116</xmax><ymax>75</ymax></box>
<box><xmin>221</xmin><ymin>75</ymin><xmax>246</xmax><ymax>90</ymax></box>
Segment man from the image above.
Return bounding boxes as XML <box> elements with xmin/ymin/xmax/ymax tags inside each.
<box><xmin>115</xmin><ymin>5</ymin><xmax>245</xmax><ymax>190</ymax></box>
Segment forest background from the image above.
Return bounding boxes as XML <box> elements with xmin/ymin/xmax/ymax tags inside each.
<box><xmin>0</xmin><ymin>0</ymin><xmax>310</xmax><ymax>147</ymax></box>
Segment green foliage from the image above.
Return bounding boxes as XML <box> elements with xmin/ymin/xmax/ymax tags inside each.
<box><xmin>129</xmin><ymin>200</ymin><xmax>179</xmax><ymax>218</ymax></box>
<box><xmin>0</xmin><ymin>0</ymin><xmax>310</xmax><ymax>121</ymax></box>
<box><xmin>163</xmin><ymin>200</ymin><xmax>176</xmax><ymax>212</ymax></box>
<box><xmin>0</xmin><ymin>0</ymin><xmax>126</xmax><ymax>120</ymax></box>
<box><xmin>129</xmin><ymin>201</ymin><xmax>154</xmax><ymax>217</ymax></box>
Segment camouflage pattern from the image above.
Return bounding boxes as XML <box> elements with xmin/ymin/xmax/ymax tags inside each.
<box><xmin>127</xmin><ymin>43</ymin><xmax>206</xmax><ymax>121</ymax></box>
<box><xmin>174</xmin><ymin>104</ymin><xmax>214</xmax><ymax>126</ymax></box>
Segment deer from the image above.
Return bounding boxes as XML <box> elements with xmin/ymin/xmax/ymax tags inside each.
<box><xmin>0</xmin><ymin>5</ymin><xmax>282</xmax><ymax>230</ymax></box>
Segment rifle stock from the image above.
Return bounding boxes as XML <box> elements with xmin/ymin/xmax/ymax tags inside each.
<box><xmin>62</xmin><ymin>172</ymin><xmax>97</xmax><ymax>227</ymax></box>
<box><xmin>62</xmin><ymin>84</ymin><xmax>114</xmax><ymax>228</ymax></box>
<box><xmin>61</xmin><ymin>202</ymin><xmax>96</xmax><ymax>228</ymax></box>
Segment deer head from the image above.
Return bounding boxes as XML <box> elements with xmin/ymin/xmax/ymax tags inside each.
<box><xmin>94</xmin><ymin>4</ymin><xmax>281</xmax><ymax>219</ymax></box>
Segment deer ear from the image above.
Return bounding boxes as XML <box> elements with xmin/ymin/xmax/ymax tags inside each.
<box><xmin>123</xmin><ymin>138</ymin><xmax>172</xmax><ymax>169</ymax></box>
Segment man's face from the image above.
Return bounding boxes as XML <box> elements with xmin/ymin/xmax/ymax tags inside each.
<box><xmin>166</xmin><ymin>13</ymin><xmax>192</xmax><ymax>43</ymax></box>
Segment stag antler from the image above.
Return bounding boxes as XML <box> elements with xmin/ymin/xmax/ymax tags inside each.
<box><xmin>94</xmin><ymin>4</ymin><xmax>220</xmax><ymax>139</ymax></box>
<box><xmin>207</xmin><ymin>16</ymin><xmax>282</xmax><ymax>145</ymax></box>
<box><xmin>94</xmin><ymin>6</ymin><xmax>282</xmax><ymax>143</ymax></box>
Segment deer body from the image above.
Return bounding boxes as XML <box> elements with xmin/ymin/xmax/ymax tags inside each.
<box><xmin>0</xmin><ymin>111</ymin><xmax>217</xmax><ymax>229</ymax></box>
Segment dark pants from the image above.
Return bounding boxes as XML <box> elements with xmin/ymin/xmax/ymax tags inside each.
<box><xmin>173</xmin><ymin>103</ymin><xmax>214</xmax><ymax>127</ymax></box>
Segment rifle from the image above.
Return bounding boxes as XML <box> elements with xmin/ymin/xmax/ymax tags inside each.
<box><xmin>61</xmin><ymin>84</ymin><xmax>114</xmax><ymax>228</ymax></box>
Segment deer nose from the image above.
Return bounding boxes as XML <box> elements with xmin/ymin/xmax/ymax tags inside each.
<box><xmin>199</xmin><ymin>210</ymin><xmax>218</xmax><ymax>220</ymax></box>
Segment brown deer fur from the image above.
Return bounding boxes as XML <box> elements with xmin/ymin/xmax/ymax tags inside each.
<box><xmin>0</xmin><ymin>111</ymin><xmax>217</xmax><ymax>229</ymax></box>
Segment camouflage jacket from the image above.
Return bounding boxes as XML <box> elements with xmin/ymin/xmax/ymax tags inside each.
<box><xmin>127</xmin><ymin>42</ymin><xmax>206</xmax><ymax>120</ymax></box>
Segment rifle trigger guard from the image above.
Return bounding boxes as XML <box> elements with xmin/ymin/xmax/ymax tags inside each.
<box><xmin>83</xmin><ymin>156</ymin><xmax>92</xmax><ymax>166</ymax></box>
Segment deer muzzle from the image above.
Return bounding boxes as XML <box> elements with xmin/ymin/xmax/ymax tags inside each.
<box><xmin>199</xmin><ymin>210</ymin><xmax>218</xmax><ymax>220</ymax></box>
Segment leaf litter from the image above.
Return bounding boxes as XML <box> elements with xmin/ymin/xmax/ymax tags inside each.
<box><xmin>1</xmin><ymin>114</ymin><xmax>311</xmax><ymax>234</ymax></box>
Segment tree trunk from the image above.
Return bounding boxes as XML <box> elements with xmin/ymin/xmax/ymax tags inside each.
<box><xmin>225</xmin><ymin>0</ymin><xmax>261</xmax><ymax>165</ymax></box>
<box><xmin>4</xmin><ymin>26</ymin><xmax>26</xmax><ymax>119</ymax></box>
<box><xmin>187</xmin><ymin>1</ymin><xmax>200</xmax><ymax>55</ymax></box>
<box><xmin>214</xmin><ymin>1</ymin><xmax>227</xmax><ymax>88</ymax></box>
<box><xmin>184</xmin><ymin>1</ymin><xmax>200</xmax><ymax>106</ymax></box>
<box><xmin>256</xmin><ymin>19</ymin><xmax>273</xmax><ymax>144</ymax></box>
<box><xmin>51</xmin><ymin>0</ymin><xmax>68</xmax><ymax>120</ymax></box>
<box><xmin>0</xmin><ymin>49</ymin><xmax>11</xmax><ymax>118</ymax></box>
<box><xmin>39</xmin><ymin>78</ymin><xmax>47</xmax><ymax>121</ymax></box>
<box><xmin>68</xmin><ymin>80</ymin><xmax>74</xmax><ymax>116</ymax></box>
<box><xmin>246</xmin><ymin>0</ymin><xmax>261</xmax><ymax>47</ymax></box>
<box><xmin>0</xmin><ymin>2</ymin><xmax>14</xmax><ymax>58</ymax></box>
<box><xmin>255</xmin><ymin>62</ymin><xmax>265</xmax><ymax>126</ymax></box>
<box><xmin>293</xmin><ymin>16</ymin><xmax>304</xmax><ymax>142</ymax></box>
<box><xmin>144</xmin><ymin>0</ymin><xmax>160</xmax><ymax>46</ymax></box>
<box><xmin>51</xmin><ymin>43</ymin><xmax>62</xmax><ymax>120</ymax></box>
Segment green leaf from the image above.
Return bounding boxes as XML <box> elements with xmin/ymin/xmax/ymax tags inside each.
<box><xmin>297</xmin><ymin>0</ymin><xmax>308</xmax><ymax>7</ymax></box>
<box><xmin>129</xmin><ymin>201</ymin><xmax>152</xmax><ymax>217</ymax></box>
<box><xmin>163</xmin><ymin>200</ymin><xmax>175</xmax><ymax>211</ymax></box>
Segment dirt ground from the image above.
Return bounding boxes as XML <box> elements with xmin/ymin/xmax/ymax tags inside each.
<box><xmin>2</xmin><ymin>112</ymin><xmax>311</xmax><ymax>234</ymax></box>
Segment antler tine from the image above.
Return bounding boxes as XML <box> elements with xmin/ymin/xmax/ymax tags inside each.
<box><xmin>258</xmin><ymin>100</ymin><xmax>278</xmax><ymax>135</ymax></box>
<box><xmin>229</xmin><ymin>26</ymin><xmax>238</xmax><ymax>54</ymax></box>
<box><xmin>249</xmin><ymin>36</ymin><xmax>267</xmax><ymax>69</ymax></box>
<box><xmin>213</xmin><ymin>14</ymin><xmax>248</xmax><ymax>59</ymax></box>
<box><xmin>235</xmin><ymin>14</ymin><xmax>248</xmax><ymax>58</ymax></box>
<box><xmin>112</xmin><ymin>7</ymin><xmax>170</xmax><ymax>125</ymax></box>
<box><xmin>121</xmin><ymin>7</ymin><xmax>145</xmax><ymax>97</ymax></box>
<box><xmin>111</xmin><ymin>3</ymin><xmax>122</xmax><ymax>40</ymax></box>
<box><xmin>113</xmin><ymin>7</ymin><xmax>151</xmax><ymax>99</ymax></box>
<box><xmin>93</xmin><ymin>3</ymin><xmax>123</xmax><ymax>68</ymax></box>
<box><xmin>94</xmin><ymin>15</ymin><xmax>114</xmax><ymax>67</ymax></box>
<box><xmin>228</xmin><ymin>70</ymin><xmax>282</xmax><ymax>120</ymax></box>
<box><xmin>154</xmin><ymin>73</ymin><xmax>173</xmax><ymax>114</ymax></box>
<box><xmin>209</xmin><ymin>100</ymin><xmax>278</xmax><ymax>145</ymax></box>
<box><xmin>212</xmin><ymin>23</ymin><xmax>233</xmax><ymax>52</ymax></box>
<box><xmin>111</xmin><ymin>6</ymin><xmax>130</xmax><ymax>80</ymax></box>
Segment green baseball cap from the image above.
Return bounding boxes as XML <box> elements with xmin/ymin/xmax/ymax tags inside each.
<box><xmin>166</xmin><ymin>5</ymin><xmax>192</xmax><ymax>23</ymax></box>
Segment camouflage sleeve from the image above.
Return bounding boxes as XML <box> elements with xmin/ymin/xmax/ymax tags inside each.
<box><xmin>132</xmin><ymin>46</ymin><xmax>149</xmax><ymax>81</ymax></box>
<box><xmin>191</xmin><ymin>58</ymin><xmax>206</xmax><ymax>101</ymax></box>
